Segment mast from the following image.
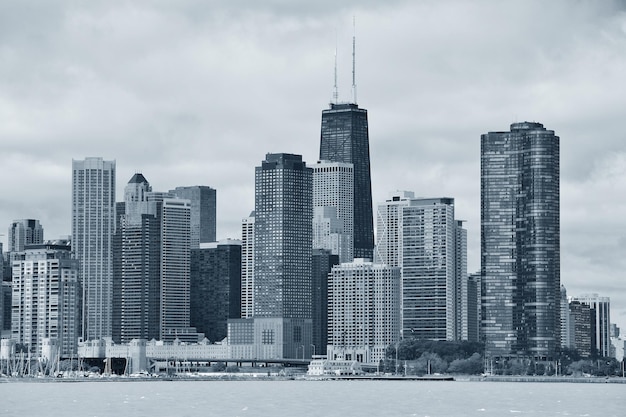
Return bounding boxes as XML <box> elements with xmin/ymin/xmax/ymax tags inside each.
<box><xmin>351</xmin><ymin>16</ymin><xmax>357</xmax><ymax>105</ymax></box>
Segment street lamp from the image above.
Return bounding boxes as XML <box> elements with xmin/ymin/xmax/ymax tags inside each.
<box><xmin>310</xmin><ymin>344</ymin><xmax>316</xmax><ymax>357</ymax></box>
<box><xmin>299</xmin><ymin>345</ymin><xmax>305</xmax><ymax>360</ymax></box>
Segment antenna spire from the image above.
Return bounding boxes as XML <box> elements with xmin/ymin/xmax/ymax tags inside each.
<box><xmin>333</xmin><ymin>33</ymin><xmax>339</xmax><ymax>104</ymax></box>
<box><xmin>351</xmin><ymin>16</ymin><xmax>357</xmax><ymax>104</ymax></box>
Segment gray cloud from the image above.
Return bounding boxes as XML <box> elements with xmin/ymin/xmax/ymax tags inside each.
<box><xmin>2</xmin><ymin>0</ymin><xmax>626</xmax><ymax>330</ymax></box>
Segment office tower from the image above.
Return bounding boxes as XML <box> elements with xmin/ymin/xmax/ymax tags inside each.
<box><xmin>72</xmin><ymin>157</ymin><xmax>116</xmax><ymax>341</ymax></box>
<box><xmin>320</xmin><ymin>103</ymin><xmax>373</xmax><ymax>260</ymax></box>
<box><xmin>312</xmin><ymin>161</ymin><xmax>354</xmax><ymax>263</ymax></box>
<box><xmin>312</xmin><ymin>248</ymin><xmax>339</xmax><ymax>356</ymax></box>
<box><xmin>560</xmin><ymin>285</ymin><xmax>573</xmax><ymax>349</ymax></box>
<box><xmin>467</xmin><ymin>272</ymin><xmax>482</xmax><ymax>343</ymax></box>
<box><xmin>569</xmin><ymin>300</ymin><xmax>592</xmax><ymax>357</ymax></box>
<box><xmin>254</xmin><ymin>153</ymin><xmax>313</xmax><ymax>358</ymax></box>
<box><xmin>327</xmin><ymin>259</ymin><xmax>400</xmax><ymax>364</ymax></box>
<box><xmin>375</xmin><ymin>193</ymin><xmax>467</xmax><ymax>341</ymax></box>
<box><xmin>11</xmin><ymin>241</ymin><xmax>80</xmax><ymax>357</ymax></box>
<box><xmin>159</xmin><ymin>198</ymin><xmax>192</xmax><ymax>341</ymax></box>
<box><xmin>190</xmin><ymin>240</ymin><xmax>241</xmax><ymax>342</ymax></box>
<box><xmin>454</xmin><ymin>220</ymin><xmax>468</xmax><ymax>340</ymax></box>
<box><xmin>240</xmin><ymin>212</ymin><xmax>255</xmax><ymax>319</ymax></box>
<box><xmin>374</xmin><ymin>191</ymin><xmax>415</xmax><ymax>266</ymax></box>
<box><xmin>571</xmin><ymin>294</ymin><xmax>611</xmax><ymax>357</ymax></box>
<box><xmin>8</xmin><ymin>219</ymin><xmax>44</xmax><ymax>253</ymax></box>
<box><xmin>481</xmin><ymin>122</ymin><xmax>560</xmax><ymax>360</ymax></box>
<box><xmin>112</xmin><ymin>174</ymin><xmax>161</xmax><ymax>343</ymax></box>
<box><xmin>169</xmin><ymin>186</ymin><xmax>217</xmax><ymax>248</ymax></box>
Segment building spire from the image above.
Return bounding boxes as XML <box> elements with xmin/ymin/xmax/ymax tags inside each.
<box><xmin>351</xmin><ymin>16</ymin><xmax>357</xmax><ymax>105</ymax></box>
<box><xmin>333</xmin><ymin>32</ymin><xmax>339</xmax><ymax>104</ymax></box>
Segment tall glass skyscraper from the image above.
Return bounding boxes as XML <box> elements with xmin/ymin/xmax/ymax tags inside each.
<box><xmin>72</xmin><ymin>157</ymin><xmax>116</xmax><ymax>341</ymax></box>
<box><xmin>320</xmin><ymin>103</ymin><xmax>374</xmax><ymax>260</ymax></box>
<box><xmin>481</xmin><ymin>122</ymin><xmax>560</xmax><ymax>360</ymax></box>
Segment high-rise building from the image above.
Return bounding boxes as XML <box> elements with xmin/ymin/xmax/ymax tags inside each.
<box><xmin>228</xmin><ymin>153</ymin><xmax>313</xmax><ymax>359</ymax></box>
<box><xmin>72</xmin><ymin>157</ymin><xmax>116</xmax><ymax>341</ymax></box>
<box><xmin>8</xmin><ymin>219</ymin><xmax>44</xmax><ymax>253</ymax></box>
<box><xmin>467</xmin><ymin>272</ymin><xmax>482</xmax><ymax>343</ymax></box>
<box><xmin>375</xmin><ymin>193</ymin><xmax>467</xmax><ymax>341</ymax></box>
<box><xmin>327</xmin><ymin>259</ymin><xmax>400</xmax><ymax>364</ymax></box>
<box><xmin>571</xmin><ymin>294</ymin><xmax>611</xmax><ymax>357</ymax></box>
<box><xmin>311</xmin><ymin>248</ymin><xmax>339</xmax><ymax>357</ymax></box>
<box><xmin>560</xmin><ymin>285</ymin><xmax>574</xmax><ymax>349</ymax></box>
<box><xmin>481</xmin><ymin>122</ymin><xmax>560</xmax><ymax>360</ymax></box>
<box><xmin>569</xmin><ymin>300</ymin><xmax>592</xmax><ymax>357</ymax></box>
<box><xmin>190</xmin><ymin>240</ymin><xmax>241</xmax><ymax>343</ymax></box>
<box><xmin>112</xmin><ymin>174</ymin><xmax>161</xmax><ymax>343</ymax></box>
<box><xmin>240</xmin><ymin>212</ymin><xmax>255</xmax><ymax>319</ymax></box>
<box><xmin>320</xmin><ymin>103</ymin><xmax>374</xmax><ymax>260</ymax></box>
<box><xmin>312</xmin><ymin>161</ymin><xmax>354</xmax><ymax>263</ymax></box>
<box><xmin>169</xmin><ymin>186</ymin><xmax>217</xmax><ymax>248</ymax></box>
<box><xmin>159</xmin><ymin>198</ymin><xmax>193</xmax><ymax>341</ymax></box>
<box><xmin>11</xmin><ymin>241</ymin><xmax>80</xmax><ymax>357</ymax></box>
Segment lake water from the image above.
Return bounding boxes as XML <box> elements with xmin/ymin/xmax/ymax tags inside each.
<box><xmin>0</xmin><ymin>379</ymin><xmax>624</xmax><ymax>417</ymax></box>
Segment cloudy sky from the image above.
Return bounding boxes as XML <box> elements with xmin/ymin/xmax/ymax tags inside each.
<box><xmin>2</xmin><ymin>0</ymin><xmax>626</xmax><ymax>332</ymax></box>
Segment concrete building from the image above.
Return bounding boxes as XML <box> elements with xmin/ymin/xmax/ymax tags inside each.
<box><xmin>8</xmin><ymin>219</ymin><xmax>44</xmax><ymax>253</ymax></box>
<box><xmin>481</xmin><ymin>122</ymin><xmax>560</xmax><ymax>360</ymax></box>
<box><xmin>375</xmin><ymin>193</ymin><xmax>468</xmax><ymax>341</ymax></box>
<box><xmin>240</xmin><ymin>212</ymin><xmax>255</xmax><ymax>319</ymax></box>
<box><xmin>228</xmin><ymin>153</ymin><xmax>313</xmax><ymax>359</ymax></box>
<box><xmin>11</xmin><ymin>242</ymin><xmax>80</xmax><ymax>357</ymax></box>
<box><xmin>190</xmin><ymin>240</ymin><xmax>241</xmax><ymax>343</ymax></box>
<box><xmin>169</xmin><ymin>186</ymin><xmax>217</xmax><ymax>248</ymax></box>
<box><xmin>72</xmin><ymin>157</ymin><xmax>116</xmax><ymax>341</ymax></box>
<box><xmin>327</xmin><ymin>259</ymin><xmax>400</xmax><ymax>364</ymax></box>
<box><xmin>571</xmin><ymin>294</ymin><xmax>611</xmax><ymax>357</ymax></box>
<box><xmin>569</xmin><ymin>300</ymin><xmax>592</xmax><ymax>357</ymax></box>
<box><xmin>467</xmin><ymin>272</ymin><xmax>482</xmax><ymax>343</ymax></box>
<box><xmin>312</xmin><ymin>161</ymin><xmax>354</xmax><ymax>263</ymax></box>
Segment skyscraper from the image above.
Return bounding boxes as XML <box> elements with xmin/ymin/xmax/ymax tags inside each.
<box><xmin>228</xmin><ymin>153</ymin><xmax>313</xmax><ymax>359</ymax></box>
<box><xmin>8</xmin><ymin>219</ymin><xmax>44</xmax><ymax>253</ymax></box>
<box><xmin>112</xmin><ymin>174</ymin><xmax>161</xmax><ymax>343</ymax></box>
<box><xmin>320</xmin><ymin>103</ymin><xmax>374</xmax><ymax>260</ymax></box>
<box><xmin>375</xmin><ymin>193</ymin><xmax>467</xmax><ymax>341</ymax></box>
<box><xmin>327</xmin><ymin>259</ymin><xmax>400</xmax><ymax>364</ymax></box>
<box><xmin>11</xmin><ymin>241</ymin><xmax>80</xmax><ymax>357</ymax></box>
<box><xmin>169</xmin><ymin>186</ymin><xmax>217</xmax><ymax>247</ymax></box>
<box><xmin>190</xmin><ymin>240</ymin><xmax>241</xmax><ymax>343</ymax></box>
<box><xmin>571</xmin><ymin>294</ymin><xmax>611</xmax><ymax>358</ymax></box>
<box><xmin>481</xmin><ymin>122</ymin><xmax>560</xmax><ymax>360</ymax></box>
<box><xmin>311</xmin><ymin>248</ymin><xmax>339</xmax><ymax>356</ymax></box>
<box><xmin>72</xmin><ymin>157</ymin><xmax>116</xmax><ymax>341</ymax></box>
<box><xmin>240</xmin><ymin>212</ymin><xmax>255</xmax><ymax>319</ymax></box>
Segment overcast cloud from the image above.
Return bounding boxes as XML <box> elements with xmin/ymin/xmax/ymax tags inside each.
<box><xmin>2</xmin><ymin>0</ymin><xmax>626</xmax><ymax>331</ymax></box>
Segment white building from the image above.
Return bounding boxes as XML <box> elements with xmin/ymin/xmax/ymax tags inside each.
<box><xmin>240</xmin><ymin>212</ymin><xmax>255</xmax><ymax>319</ymax></box>
<box><xmin>11</xmin><ymin>242</ymin><xmax>80</xmax><ymax>358</ymax></box>
<box><xmin>313</xmin><ymin>161</ymin><xmax>354</xmax><ymax>263</ymax></box>
<box><xmin>72</xmin><ymin>157</ymin><xmax>116</xmax><ymax>341</ymax></box>
<box><xmin>327</xmin><ymin>259</ymin><xmax>400</xmax><ymax>364</ymax></box>
<box><xmin>8</xmin><ymin>219</ymin><xmax>44</xmax><ymax>253</ymax></box>
<box><xmin>375</xmin><ymin>193</ymin><xmax>467</xmax><ymax>341</ymax></box>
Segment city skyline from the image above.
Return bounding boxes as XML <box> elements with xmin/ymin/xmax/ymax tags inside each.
<box><xmin>1</xmin><ymin>1</ymin><xmax>625</xmax><ymax>332</ymax></box>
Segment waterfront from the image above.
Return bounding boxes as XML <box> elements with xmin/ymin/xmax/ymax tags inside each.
<box><xmin>0</xmin><ymin>380</ymin><xmax>623</xmax><ymax>417</ymax></box>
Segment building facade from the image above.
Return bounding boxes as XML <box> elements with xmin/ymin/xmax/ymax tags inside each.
<box><xmin>11</xmin><ymin>242</ymin><xmax>80</xmax><ymax>357</ymax></box>
<box><xmin>312</xmin><ymin>161</ymin><xmax>354</xmax><ymax>263</ymax></box>
<box><xmin>8</xmin><ymin>219</ymin><xmax>44</xmax><ymax>253</ymax></box>
<box><xmin>375</xmin><ymin>193</ymin><xmax>467</xmax><ymax>341</ymax></box>
<box><xmin>190</xmin><ymin>240</ymin><xmax>241</xmax><ymax>343</ymax></box>
<box><xmin>320</xmin><ymin>103</ymin><xmax>374</xmax><ymax>260</ymax></box>
<box><xmin>72</xmin><ymin>157</ymin><xmax>116</xmax><ymax>341</ymax></box>
<box><xmin>169</xmin><ymin>186</ymin><xmax>217</xmax><ymax>248</ymax></box>
<box><xmin>312</xmin><ymin>248</ymin><xmax>339</xmax><ymax>356</ymax></box>
<box><xmin>571</xmin><ymin>294</ymin><xmax>611</xmax><ymax>358</ymax></box>
<box><xmin>240</xmin><ymin>212</ymin><xmax>255</xmax><ymax>319</ymax></box>
<box><xmin>481</xmin><ymin>122</ymin><xmax>560</xmax><ymax>360</ymax></box>
<box><xmin>327</xmin><ymin>259</ymin><xmax>400</xmax><ymax>364</ymax></box>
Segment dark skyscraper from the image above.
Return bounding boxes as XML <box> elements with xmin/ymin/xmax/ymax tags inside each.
<box><xmin>190</xmin><ymin>240</ymin><xmax>241</xmax><ymax>343</ymax></box>
<box><xmin>319</xmin><ymin>102</ymin><xmax>374</xmax><ymax>260</ymax></box>
<box><xmin>481</xmin><ymin>122</ymin><xmax>560</xmax><ymax>360</ymax></box>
